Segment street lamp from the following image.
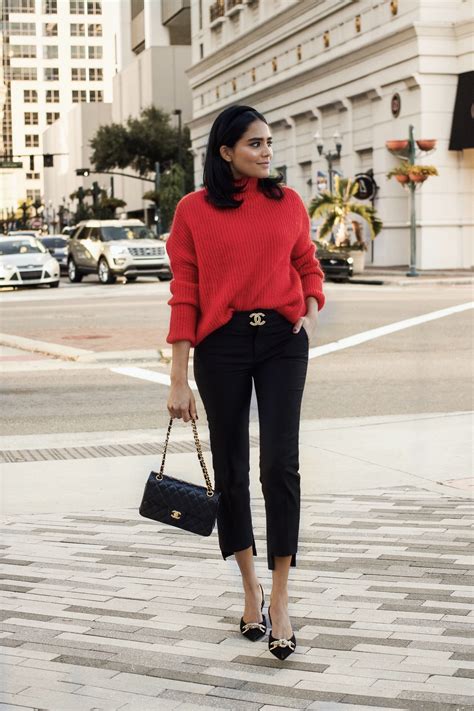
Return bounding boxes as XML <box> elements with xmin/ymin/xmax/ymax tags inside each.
<box><xmin>172</xmin><ymin>109</ymin><xmax>182</xmax><ymax>166</ymax></box>
<box><xmin>314</xmin><ymin>131</ymin><xmax>342</xmax><ymax>194</ymax></box>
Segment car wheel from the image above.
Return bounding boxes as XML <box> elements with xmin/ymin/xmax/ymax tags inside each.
<box><xmin>98</xmin><ymin>258</ymin><xmax>117</xmax><ymax>284</ymax></box>
<box><xmin>49</xmin><ymin>281</ymin><xmax>60</xmax><ymax>288</ymax></box>
<box><xmin>158</xmin><ymin>273</ymin><xmax>172</xmax><ymax>281</ymax></box>
<box><xmin>68</xmin><ymin>258</ymin><xmax>83</xmax><ymax>283</ymax></box>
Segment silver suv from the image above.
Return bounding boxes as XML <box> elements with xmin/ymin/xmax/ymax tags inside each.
<box><xmin>67</xmin><ymin>219</ymin><xmax>171</xmax><ymax>284</ymax></box>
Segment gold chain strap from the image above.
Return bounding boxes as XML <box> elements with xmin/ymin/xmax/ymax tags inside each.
<box><xmin>156</xmin><ymin>417</ymin><xmax>215</xmax><ymax>497</ymax></box>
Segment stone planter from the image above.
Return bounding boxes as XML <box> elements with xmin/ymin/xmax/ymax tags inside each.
<box><xmin>349</xmin><ymin>249</ymin><xmax>366</xmax><ymax>274</ymax></box>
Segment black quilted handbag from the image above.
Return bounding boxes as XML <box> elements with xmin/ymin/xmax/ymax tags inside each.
<box><xmin>139</xmin><ymin>417</ymin><xmax>221</xmax><ymax>537</ymax></box>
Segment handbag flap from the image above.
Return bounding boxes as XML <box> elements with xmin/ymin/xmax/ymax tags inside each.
<box><xmin>148</xmin><ymin>471</ymin><xmax>219</xmax><ymax>521</ymax></box>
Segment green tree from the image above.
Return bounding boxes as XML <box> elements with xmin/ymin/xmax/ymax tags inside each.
<box><xmin>89</xmin><ymin>106</ymin><xmax>194</xmax><ymax>193</ymax></box>
<box><xmin>158</xmin><ymin>164</ymin><xmax>186</xmax><ymax>232</ymax></box>
<box><xmin>309</xmin><ymin>176</ymin><xmax>383</xmax><ymax>248</ymax></box>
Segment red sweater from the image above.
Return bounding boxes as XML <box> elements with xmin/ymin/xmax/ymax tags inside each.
<box><xmin>165</xmin><ymin>176</ymin><xmax>326</xmax><ymax>347</ymax></box>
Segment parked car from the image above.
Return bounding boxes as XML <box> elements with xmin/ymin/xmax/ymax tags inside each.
<box><xmin>40</xmin><ymin>236</ymin><xmax>69</xmax><ymax>274</ymax></box>
<box><xmin>7</xmin><ymin>230</ymin><xmax>42</xmax><ymax>239</ymax></box>
<box><xmin>67</xmin><ymin>219</ymin><xmax>171</xmax><ymax>284</ymax></box>
<box><xmin>314</xmin><ymin>241</ymin><xmax>354</xmax><ymax>281</ymax></box>
<box><xmin>61</xmin><ymin>225</ymin><xmax>77</xmax><ymax>237</ymax></box>
<box><xmin>0</xmin><ymin>236</ymin><xmax>60</xmax><ymax>288</ymax></box>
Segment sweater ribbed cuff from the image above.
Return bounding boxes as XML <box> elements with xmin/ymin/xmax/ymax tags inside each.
<box><xmin>301</xmin><ymin>273</ymin><xmax>326</xmax><ymax>312</ymax></box>
<box><xmin>166</xmin><ymin>304</ymin><xmax>199</xmax><ymax>346</ymax></box>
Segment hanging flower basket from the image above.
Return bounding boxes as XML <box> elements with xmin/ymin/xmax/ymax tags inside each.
<box><xmin>408</xmin><ymin>172</ymin><xmax>427</xmax><ymax>183</ymax></box>
<box><xmin>395</xmin><ymin>174</ymin><xmax>410</xmax><ymax>184</ymax></box>
<box><xmin>416</xmin><ymin>139</ymin><xmax>436</xmax><ymax>151</ymax></box>
<box><xmin>386</xmin><ymin>140</ymin><xmax>409</xmax><ymax>152</ymax></box>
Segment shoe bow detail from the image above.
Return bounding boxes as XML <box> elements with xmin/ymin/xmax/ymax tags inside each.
<box><xmin>241</xmin><ymin>621</ymin><xmax>266</xmax><ymax>634</ymax></box>
<box><xmin>269</xmin><ymin>637</ymin><xmax>296</xmax><ymax>651</ymax></box>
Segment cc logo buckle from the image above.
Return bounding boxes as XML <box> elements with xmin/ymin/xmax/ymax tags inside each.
<box><xmin>170</xmin><ymin>510</ymin><xmax>182</xmax><ymax>520</ymax></box>
<box><xmin>249</xmin><ymin>312</ymin><xmax>266</xmax><ymax>326</ymax></box>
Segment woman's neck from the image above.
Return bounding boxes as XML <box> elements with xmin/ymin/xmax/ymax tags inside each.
<box><xmin>232</xmin><ymin>175</ymin><xmax>260</xmax><ymax>192</ymax></box>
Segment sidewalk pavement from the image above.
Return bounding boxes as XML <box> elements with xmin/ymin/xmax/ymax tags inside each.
<box><xmin>348</xmin><ymin>267</ymin><xmax>473</xmax><ymax>287</ymax></box>
<box><xmin>1</xmin><ymin>411</ymin><xmax>472</xmax><ymax>710</ymax></box>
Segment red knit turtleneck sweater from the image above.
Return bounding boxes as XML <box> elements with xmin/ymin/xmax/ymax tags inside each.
<box><xmin>165</xmin><ymin>176</ymin><xmax>326</xmax><ymax>347</ymax></box>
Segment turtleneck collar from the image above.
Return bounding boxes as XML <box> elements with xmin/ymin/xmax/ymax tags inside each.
<box><xmin>232</xmin><ymin>175</ymin><xmax>260</xmax><ymax>192</ymax></box>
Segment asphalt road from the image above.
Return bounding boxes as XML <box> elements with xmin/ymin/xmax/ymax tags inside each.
<box><xmin>1</xmin><ymin>276</ymin><xmax>472</xmax><ymax>435</ymax></box>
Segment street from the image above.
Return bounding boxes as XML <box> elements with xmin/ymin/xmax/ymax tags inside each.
<box><xmin>1</xmin><ymin>278</ymin><xmax>472</xmax><ymax>435</ymax></box>
<box><xmin>1</xmin><ymin>278</ymin><xmax>473</xmax><ymax>711</ymax></box>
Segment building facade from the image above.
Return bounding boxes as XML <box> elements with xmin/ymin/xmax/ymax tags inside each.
<box><xmin>1</xmin><ymin>0</ymin><xmax>114</xmax><ymax>206</ymax></box>
<box><xmin>186</xmin><ymin>0</ymin><xmax>473</xmax><ymax>269</ymax></box>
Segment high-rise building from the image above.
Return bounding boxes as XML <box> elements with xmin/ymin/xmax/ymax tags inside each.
<box><xmin>1</xmin><ymin>0</ymin><xmax>114</xmax><ymax>204</ymax></box>
<box><xmin>187</xmin><ymin>0</ymin><xmax>473</xmax><ymax>269</ymax></box>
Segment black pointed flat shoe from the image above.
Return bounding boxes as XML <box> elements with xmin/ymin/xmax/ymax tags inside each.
<box><xmin>240</xmin><ymin>583</ymin><xmax>267</xmax><ymax>641</ymax></box>
<box><xmin>268</xmin><ymin>605</ymin><xmax>296</xmax><ymax>660</ymax></box>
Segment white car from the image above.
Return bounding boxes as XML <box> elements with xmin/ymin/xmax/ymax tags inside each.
<box><xmin>67</xmin><ymin>219</ymin><xmax>171</xmax><ymax>284</ymax></box>
<box><xmin>0</xmin><ymin>236</ymin><xmax>60</xmax><ymax>288</ymax></box>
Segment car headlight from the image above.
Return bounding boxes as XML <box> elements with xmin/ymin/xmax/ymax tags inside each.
<box><xmin>45</xmin><ymin>258</ymin><xmax>59</xmax><ymax>270</ymax></box>
<box><xmin>0</xmin><ymin>264</ymin><xmax>14</xmax><ymax>276</ymax></box>
<box><xmin>346</xmin><ymin>257</ymin><xmax>354</xmax><ymax>264</ymax></box>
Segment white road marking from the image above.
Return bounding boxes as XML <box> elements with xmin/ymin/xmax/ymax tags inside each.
<box><xmin>110</xmin><ymin>366</ymin><xmax>199</xmax><ymax>389</ymax></box>
<box><xmin>110</xmin><ymin>302</ymin><xmax>474</xmax><ymax>388</ymax></box>
<box><xmin>309</xmin><ymin>301</ymin><xmax>473</xmax><ymax>358</ymax></box>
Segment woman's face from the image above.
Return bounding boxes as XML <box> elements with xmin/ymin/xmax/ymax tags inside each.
<box><xmin>220</xmin><ymin>119</ymin><xmax>273</xmax><ymax>179</ymax></box>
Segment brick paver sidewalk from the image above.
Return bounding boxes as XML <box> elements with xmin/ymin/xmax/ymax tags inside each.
<box><xmin>1</xmin><ymin>485</ymin><xmax>472</xmax><ymax>710</ymax></box>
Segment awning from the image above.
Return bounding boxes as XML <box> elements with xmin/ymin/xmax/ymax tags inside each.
<box><xmin>449</xmin><ymin>71</ymin><xmax>474</xmax><ymax>151</ymax></box>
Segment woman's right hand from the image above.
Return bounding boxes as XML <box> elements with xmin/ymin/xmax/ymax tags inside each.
<box><xmin>167</xmin><ymin>380</ymin><xmax>198</xmax><ymax>423</ymax></box>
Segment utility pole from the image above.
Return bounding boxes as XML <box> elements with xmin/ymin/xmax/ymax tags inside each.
<box><xmin>154</xmin><ymin>161</ymin><xmax>161</xmax><ymax>237</ymax></box>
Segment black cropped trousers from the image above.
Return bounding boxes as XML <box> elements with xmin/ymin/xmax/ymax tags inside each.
<box><xmin>193</xmin><ymin>309</ymin><xmax>309</xmax><ymax>570</ymax></box>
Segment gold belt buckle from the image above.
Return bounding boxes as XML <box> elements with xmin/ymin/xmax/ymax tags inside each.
<box><xmin>249</xmin><ymin>312</ymin><xmax>266</xmax><ymax>326</ymax></box>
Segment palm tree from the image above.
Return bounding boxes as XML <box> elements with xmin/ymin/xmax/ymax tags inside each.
<box><xmin>309</xmin><ymin>176</ymin><xmax>382</xmax><ymax>248</ymax></box>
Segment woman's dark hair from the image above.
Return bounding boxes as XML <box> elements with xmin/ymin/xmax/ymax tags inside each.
<box><xmin>203</xmin><ymin>104</ymin><xmax>285</xmax><ymax>209</ymax></box>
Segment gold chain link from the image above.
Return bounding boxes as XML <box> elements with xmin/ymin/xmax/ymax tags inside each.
<box><xmin>157</xmin><ymin>417</ymin><xmax>215</xmax><ymax>497</ymax></box>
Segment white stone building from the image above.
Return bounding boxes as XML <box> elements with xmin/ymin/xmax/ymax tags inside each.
<box><xmin>186</xmin><ymin>0</ymin><xmax>473</xmax><ymax>269</ymax></box>
<box><xmin>1</xmin><ymin>0</ymin><xmax>115</xmax><ymax>206</ymax></box>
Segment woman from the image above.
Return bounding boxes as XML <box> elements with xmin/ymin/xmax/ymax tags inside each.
<box><xmin>166</xmin><ymin>105</ymin><xmax>326</xmax><ymax>660</ymax></box>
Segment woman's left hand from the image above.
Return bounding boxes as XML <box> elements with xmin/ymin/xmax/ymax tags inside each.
<box><xmin>293</xmin><ymin>311</ymin><xmax>318</xmax><ymax>342</ymax></box>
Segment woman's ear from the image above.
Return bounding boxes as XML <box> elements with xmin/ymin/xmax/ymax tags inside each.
<box><xmin>219</xmin><ymin>145</ymin><xmax>232</xmax><ymax>163</ymax></box>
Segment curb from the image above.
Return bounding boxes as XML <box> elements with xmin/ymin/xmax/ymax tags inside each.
<box><xmin>0</xmin><ymin>332</ymin><xmax>93</xmax><ymax>361</ymax></box>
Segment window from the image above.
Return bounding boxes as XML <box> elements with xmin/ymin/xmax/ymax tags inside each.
<box><xmin>46</xmin><ymin>112</ymin><xmax>60</xmax><ymax>125</ymax></box>
<box><xmin>26</xmin><ymin>172</ymin><xmax>40</xmax><ymax>180</ymax></box>
<box><xmin>43</xmin><ymin>0</ymin><xmax>57</xmax><ymax>12</ymax></box>
<box><xmin>89</xmin><ymin>90</ymin><xmax>103</xmax><ymax>102</ymax></box>
<box><xmin>4</xmin><ymin>22</ymin><xmax>36</xmax><ymax>36</ymax></box>
<box><xmin>70</xmin><ymin>0</ymin><xmax>85</xmax><ymax>12</ymax></box>
<box><xmin>44</xmin><ymin>67</ymin><xmax>59</xmax><ymax>81</ymax></box>
<box><xmin>88</xmin><ymin>23</ymin><xmax>102</xmax><ymax>36</ymax></box>
<box><xmin>24</xmin><ymin>112</ymin><xmax>39</xmax><ymax>125</ymax></box>
<box><xmin>44</xmin><ymin>45</ymin><xmax>59</xmax><ymax>59</ymax></box>
<box><xmin>9</xmin><ymin>45</ymin><xmax>36</xmax><ymax>58</ymax></box>
<box><xmin>6</xmin><ymin>0</ymin><xmax>35</xmax><ymax>11</ymax></box>
<box><xmin>27</xmin><ymin>189</ymin><xmax>42</xmax><ymax>202</ymax></box>
<box><xmin>71</xmin><ymin>45</ymin><xmax>85</xmax><ymax>58</ymax></box>
<box><xmin>43</xmin><ymin>22</ymin><xmax>58</xmax><ymax>36</ymax></box>
<box><xmin>88</xmin><ymin>45</ymin><xmax>102</xmax><ymax>59</ymax></box>
<box><xmin>24</xmin><ymin>89</ymin><xmax>38</xmax><ymax>102</ymax></box>
<box><xmin>199</xmin><ymin>43</ymin><xmax>204</xmax><ymax>59</ymax></box>
<box><xmin>25</xmin><ymin>134</ymin><xmax>39</xmax><ymax>147</ymax></box>
<box><xmin>46</xmin><ymin>89</ymin><xmax>60</xmax><ymax>103</ymax></box>
<box><xmin>71</xmin><ymin>68</ymin><xmax>86</xmax><ymax>81</ymax></box>
<box><xmin>87</xmin><ymin>0</ymin><xmax>101</xmax><ymax>13</ymax></box>
<box><xmin>5</xmin><ymin>67</ymin><xmax>37</xmax><ymax>80</ymax></box>
<box><xmin>72</xmin><ymin>90</ymin><xmax>87</xmax><ymax>103</ymax></box>
<box><xmin>70</xmin><ymin>23</ymin><xmax>85</xmax><ymax>36</ymax></box>
<box><xmin>88</xmin><ymin>68</ymin><xmax>102</xmax><ymax>81</ymax></box>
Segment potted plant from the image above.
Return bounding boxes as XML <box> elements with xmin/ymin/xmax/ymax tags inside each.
<box><xmin>309</xmin><ymin>176</ymin><xmax>383</xmax><ymax>274</ymax></box>
<box><xmin>387</xmin><ymin>163</ymin><xmax>410</xmax><ymax>184</ymax></box>
<box><xmin>416</xmin><ymin>139</ymin><xmax>436</xmax><ymax>151</ymax></box>
<box><xmin>407</xmin><ymin>164</ymin><xmax>438</xmax><ymax>182</ymax></box>
<box><xmin>386</xmin><ymin>139</ymin><xmax>409</xmax><ymax>152</ymax></box>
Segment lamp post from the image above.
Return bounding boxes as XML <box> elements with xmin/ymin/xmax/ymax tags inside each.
<box><xmin>172</xmin><ymin>109</ymin><xmax>182</xmax><ymax>166</ymax></box>
<box><xmin>314</xmin><ymin>131</ymin><xmax>342</xmax><ymax>195</ymax></box>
